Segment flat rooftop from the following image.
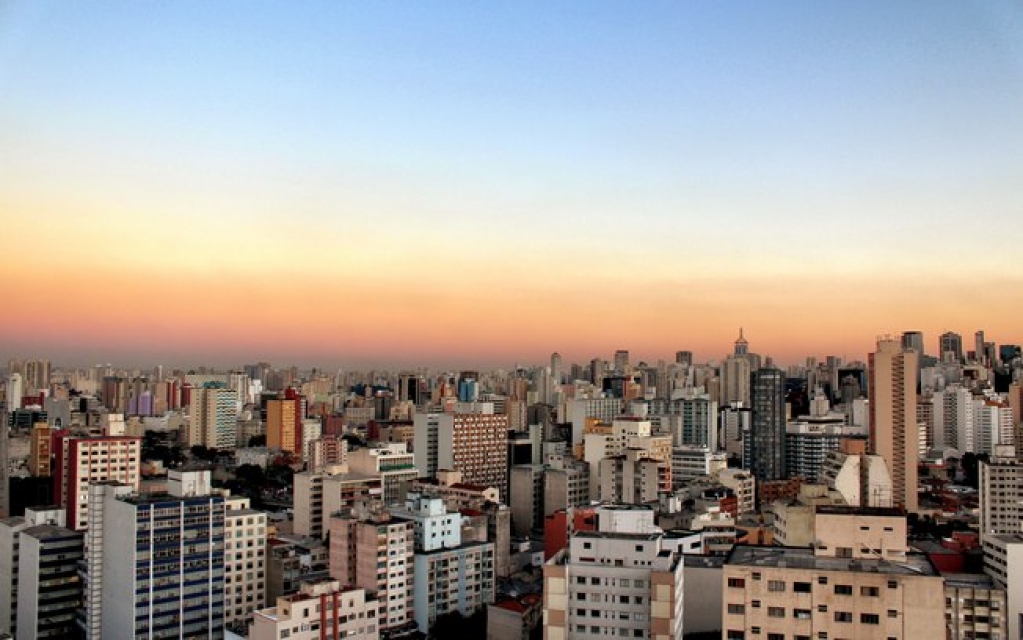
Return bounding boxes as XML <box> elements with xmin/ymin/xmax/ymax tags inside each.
<box><xmin>726</xmin><ymin>545</ymin><xmax>938</xmax><ymax>577</ymax></box>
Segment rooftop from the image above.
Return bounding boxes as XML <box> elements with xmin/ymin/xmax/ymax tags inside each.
<box><xmin>726</xmin><ymin>545</ymin><xmax>938</xmax><ymax>577</ymax></box>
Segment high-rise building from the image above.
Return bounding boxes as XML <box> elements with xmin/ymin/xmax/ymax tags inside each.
<box><xmin>266</xmin><ymin>389</ymin><xmax>304</xmax><ymax>460</ymax></box>
<box><xmin>550</xmin><ymin>352</ymin><xmax>563</xmax><ymax>385</ymax></box>
<box><xmin>869</xmin><ymin>338</ymin><xmax>919</xmax><ymax>512</ymax></box>
<box><xmin>17</xmin><ymin>523</ymin><xmax>84</xmax><ymax>639</ymax></box>
<box><xmin>940</xmin><ymin>331</ymin><xmax>964</xmax><ymax>363</ymax></box>
<box><xmin>721</xmin><ymin>356</ymin><xmax>752</xmax><ymax>407</ymax></box>
<box><xmin>413</xmin><ymin>404</ymin><xmax>509</xmax><ymax>499</ymax></box>
<box><xmin>6</xmin><ymin>373</ymin><xmax>23</xmax><ymax>411</ymax></box>
<box><xmin>0</xmin><ymin>506</ymin><xmax>67</xmax><ymax>637</ymax></box>
<box><xmin>53</xmin><ymin>434</ymin><xmax>142</xmax><ymax>531</ymax></box>
<box><xmin>81</xmin><ymin>471</ymin><xmax>226</xmax><ymax>639</ymax></box>
<box><xmin>328</xmin><ymin>504</ymin><xmax>415</xmax><ymax>635</ymax></box>
<box><xmin>901</xmin><ymin>330</ymin><xmax>925</xmax><ymax>358</ymax></box>
<box><xmin>188</xmin><ymin>382</ymin><xmax>239</xmax><ymax>449</ymax></box>
<box><xmin>676</xmin><ymin>350</ymin><xmax>693</xmax><ymax>366</ymax></box>
<box><xmin>391</xmin><ymin>494</ymin><xmax>495</xmax><ymax>633</ymax></box>
<box><xmin>748</xmin><ymin>367</ymin><xmax>786</xmax><ymax>481</ymax></box>
<box><xmin>28</xmin><ymin>421</ymin><xmax>52</xmax><ymax>477</ymax></box>
<box><xmin>224</xmin><ymin>495</ymin><xmax>267</xmax><ymax>625</ymax></box>
<box><xmin>542</xmin><ymin>505</ymin><xmax>684</xmax><ymax>640</ymax></box>
<box><xmin>613</xmin><ymin>350</ymin><xmax>630</xmax><ymax>374</ymax></box>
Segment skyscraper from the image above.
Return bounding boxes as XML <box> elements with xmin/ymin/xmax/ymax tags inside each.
<box><xmin>749</xmin><ymin>367</ymin><xmax>787</xmax><ymax>480</ymax></box>
<box><xmin>869</xmin><ymin>338</ymin><xmax>919</xmax><ymax>512</ymax></box>
<box><xmin>188</xmin><ymin>382</ymin><xmax>239</xmax><ymax>449</ymax></box>
<box><xmin>613</xmin><ymin>350</ymin><xmax>630</xmax><ymax>374</ymax></box>
<box><xmin>939</xmin><ymin>331</ymin><xmax>963</xmax><ymax>363</ymax></box>
<box><xmin>901</xmin><ymin>330</ymin><xmax>925</xmax><ymax>358</ymax></box>
<box><xmin>5</xmin><ymin>373</ymin><xmax>22</xmax><ymax>412</ymax></box>
<box><xmin>82</xmin><ymin>471</ymin><xmax>226</xmax><ymax>639</ymax></box>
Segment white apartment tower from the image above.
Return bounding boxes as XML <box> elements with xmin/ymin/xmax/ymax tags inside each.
<box><xmin>543</xmin><ymin>505</ymin><xmax>685</xmax><ymax>640</ymax></box>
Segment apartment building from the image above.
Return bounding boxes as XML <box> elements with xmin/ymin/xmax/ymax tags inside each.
<box><xmin>250</xmin><ymin>578</ymin><xmax>381</xmax><ymax>640</ymax></box>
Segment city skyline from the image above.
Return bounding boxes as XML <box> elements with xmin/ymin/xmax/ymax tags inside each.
<box><xmin>2</xmin><ymin>3</ymin><xmax>1022</xmax><ymax>369</ymax></box>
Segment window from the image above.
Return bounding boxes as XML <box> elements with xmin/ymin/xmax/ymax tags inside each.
<box><xmin>752</xmin><ymin>572</ymin><xmax>762</xmax><ymax>581</ymax></box>
<box><xmin>794</xmin><ymin>609</ymin><xmax>811</xmax><ymax>620</ymax></box>
<box><xmin>768</xmin><ymin>635</ymin><xmax>784</xmax><ymax>640</ymax></box>
<box><xmin>817</xmin><ymin>576</ymin><xmax>828</xmax><ymax>585</ymax></box>
<box><xmin>768</xmin><ymin>580</ymin><xmax>786</xmax><ymax>592</ymax></box>
<box><xmin>834</xmin><ymin>584</ymin><xmax>853</xmax><ymax>595</ymax></box>
<box><xmin>888</xmin><ymin>610</ymin><xmax>898</xmax><ymax>618</ymax></box>
<box><xmin>768</xmin><ymin>607</ymin><xmax>785</xmax><ymax>618</ymax></box>
<box><xmin>861</xmin><ymin>613</ymin><xmax>880</xmax><ymax>625</ymax></box>
<box><xmin>887</xmin><ymin>580</ymin><xmax>898</xmax><ymax>589</ymax></box>
<box><xmin>752</xmin><ymin>600</ymin><xmax>761</xmax><ymax>609</ymax></box>
<box><xmin>834</xmin><ymin>611</ymin><xmax>852</xmax><ymax>623</ymax></box>
<box><xmin>728</xmin><ymin>604</ymin><xmax>745</xmax><ymax>615</ymax></box>
<box><xmin>794</xmin><ymin>582</ymin><xmax>811</xmax><ymax>593</ymax></box>
<box><xmin>728</xmin><ymin>578</ymin><xmax>746</xmax><ymax>588</ymax></box>
<box><xmin>727</xmin><ymin>632</ymin><xmax>745</xmax><ymax>640</ymax></box>
<box><xmin>861</xmin><ymin>586</ymin><xmax>879</xmax><ymax>597</ymax></box>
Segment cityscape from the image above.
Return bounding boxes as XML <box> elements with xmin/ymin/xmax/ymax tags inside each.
<box><xmin>3</xmin><ymin>2</ymin><xmax>1023</xmax><ymax>639</ymax></box>
<box><xmin>2</xmin><ymin>331</ymin><xmax>1023</xmax><ymax>639</ymax></box>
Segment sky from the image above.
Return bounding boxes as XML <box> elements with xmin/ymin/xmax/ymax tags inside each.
<box><xmin>1</xmin><ymin>1</ymin><xmax>1022</xmax><ymax>370</ymax></box>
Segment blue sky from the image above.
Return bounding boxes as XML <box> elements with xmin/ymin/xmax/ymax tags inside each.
<box><xmin>1</xmin><ymin>1</ymin><xmax>1022</xmax><ymax>367</ymax></box>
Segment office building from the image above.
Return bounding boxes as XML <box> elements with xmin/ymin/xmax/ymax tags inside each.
<box><xmin>82</xmin><ymin>471</ymin><xmax>226</xmax><ymax>639</ymax></box>
<box><xmin>940</xmin><ymin>331</ymin><xmax>964</xmax><ymax>363</ymax></box>
<box><xmin>266</xmin><ymin>389</ymin><xmax>305</xmax><ymax>460</ymax></box>
<box><xmin>869</xmin><ymin>338</ymin><xmax>919</xmax><ymax>512</ymax></box>
<box><xmin>748</xmin><ymin>367</ymin><xmax>786</xmax><ymax>481</ymax></box>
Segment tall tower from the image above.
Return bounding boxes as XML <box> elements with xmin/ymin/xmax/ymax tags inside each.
<box><xmin>550</xmin><ymin>352</ymin><xmax>563</xmax><ymax>385</ymax></box>
<box><xmin>869</xmin><ymin>338</ymin><xmax>919</xmax><ymax>512</ymax></box>
<box><xmin>900</xmin><ymin>331</ymin><xmax>925</xmax><ymax>358</ymax></box>
<box><xmin>188</xmin><ymin>382</ymin><xmax>238</xmax><ymax>449</ymax></box>
<box><xmin>613</xmin><ymin>350</ymin><xmax>630</xmax><ymax>374</ymax></box>
<box><xmin>749</xmin><ymin>367</ymin><xmax>786</xmax><ymax>480</ymax></box>
<box><xmin>5</xmin><ymin>374</ymin><xmax>22</xmax><ymax>412</ymax></box>
<box><xmin>939</xmin><ymin>331</ymin><xmax>963</xmax><ymax>363</ymax></box>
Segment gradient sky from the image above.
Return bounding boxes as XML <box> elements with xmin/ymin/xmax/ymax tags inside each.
<box><xmin>2</xmin><ymin>1</ymin><xmax>1022</xmax><ymax>370</ymax></box>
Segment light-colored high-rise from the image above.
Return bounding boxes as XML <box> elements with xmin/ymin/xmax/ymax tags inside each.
<box><xmin>328</xmin><ymin>504</ymin><xmax>415</xmax><ymax>635</ymax></box>
<box><xmin>53</xmin><ymin>434</ymin><xmax>142</xmax><ymax>531</ymax></box>
<box><xmin>542</xmin><ymin>505</ymin><xmax>684</xmax><ymax>640</ymax></box>
<box><xmin>869</xmin><ymin>338</ymin><xmax>918</xmax><ymax>512</ymax></box>
<box><xmin>188</xmin><ymin>383</ymin><xmax>239</xmax><ymax>449</ymax></box>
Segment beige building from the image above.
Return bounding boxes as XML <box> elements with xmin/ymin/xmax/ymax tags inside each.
<box><xmin>723</xmin><ymin>545</ymin><xmax>943</xmax><ymax>640</ymax></box>
<box><xmin>944</xmin><ymin>573</ymin><xmax>1007</xmax><ymax>640</ymax></box>
<box><xmin>328</xmin><ymin>505</ymin><xmax>415</xmax><ymax>636</ymax></box>
<box><xmin>224</xmin><ymin>495</ymin><xmax>267</xmax><ymax>624</ymax></box>
<box><xmin>250</xmin><ymin>579</ymin><xmax>381</xmax><ymax>640</ymax></box>
<box><xmin>869</xmin><ymin>338</ymin><xmax>919</xmax><ymax>512</ymax></box>
<box><xmin>346</xmin><ymin>443</ymin><xmax>418</xmax><ymax>506</ymax></box>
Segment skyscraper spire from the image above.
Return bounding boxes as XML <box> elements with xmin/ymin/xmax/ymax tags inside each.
<box><xmin>734</xmin><ymin>327</ymin><xmax>749</xmax><ymax>357</ymax></box>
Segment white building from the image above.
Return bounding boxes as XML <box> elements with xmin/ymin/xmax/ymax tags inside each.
<box><xmin>250</xmin><ymin>579</ymin><xmax>381</xmax><ymax>640</ymax></box>
<box><xmin>982</xmin><ymin>534</ymin><xmax>1023</xmax><ymax>640</ymax></box>
<box><xmin>542</xmin><ymin>505</ymin><xmax>684</xmax><ymax>640</ymax></box>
